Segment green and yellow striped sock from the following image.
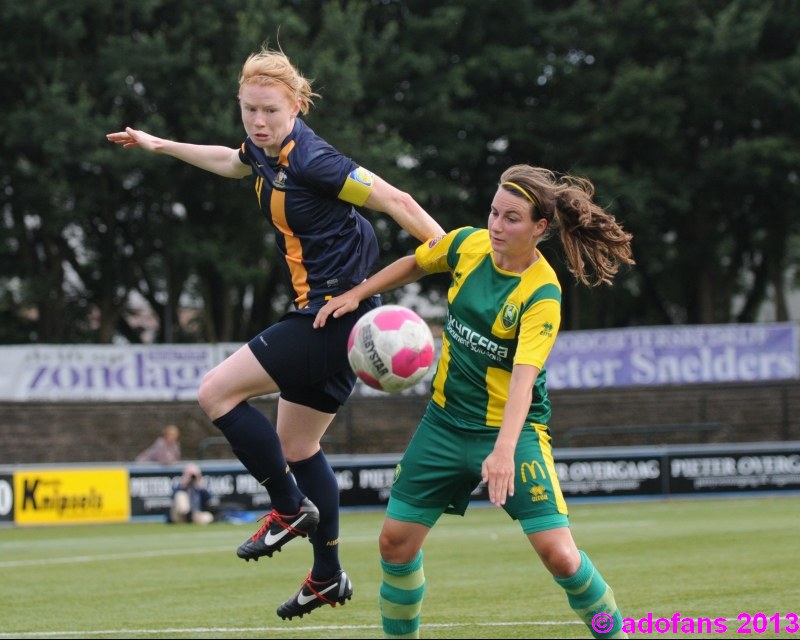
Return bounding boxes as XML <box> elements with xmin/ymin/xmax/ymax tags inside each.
<box><xmin>554</xmin><ymin>550</ymin><xmax>626</xmax><ymax>639</ymax></box>
<box><xmin>379</xmin><ymin>550</ymin><xmax>426</xmax><ymax>638</ymax></box>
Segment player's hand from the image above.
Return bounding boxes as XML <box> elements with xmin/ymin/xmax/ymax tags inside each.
<box><xmin>106</xmin><ymin>127</ymin><xmax>163</xmax><ymax>152</ymax></box>
<box><xmin>481</xmin><ymin>447</ymin><xmax>515</xmax><ymax>507</ymax></box>
<box><xmin>313</xmin><ymin>294</ymin><xmax>359</xmax><ymax>328</ymax></box>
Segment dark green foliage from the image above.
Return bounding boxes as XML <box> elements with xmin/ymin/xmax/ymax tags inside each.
<box><xmin>1</xmin><ymin>0</ymin><xmax>798</xmax><ymax>342</ymax></box>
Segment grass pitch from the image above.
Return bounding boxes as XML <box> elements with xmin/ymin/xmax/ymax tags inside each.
<box><xmin>1</xmin><ymin>494</ymin><xmax>797</xmax><ymax>639</ymax></box>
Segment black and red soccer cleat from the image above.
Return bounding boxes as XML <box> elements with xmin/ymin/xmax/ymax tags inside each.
<box><xmin>276</xmin><ymin>569</ymin><xmax>353</xmax><ymax>620</ymax></box>
<box><xmin>236</xmin><ymin>497</ymin><xmax>320</xmax><ymax>561</ymax></box>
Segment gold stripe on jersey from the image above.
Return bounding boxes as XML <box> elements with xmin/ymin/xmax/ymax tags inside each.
<box><xmin>337</xmin><ymin>166</ymin><xmax>375</xmax><ymax>206</ymax></box>
<box><xmin>270</xmin><ymin>140</ymin><xmax>311</xmax><ymax>307</ymax></box>
<box><xmin>255</xmin><ymin>176</ymin><xmax>264</xmax><ymax>207</ymax></box>
<box><xmin>431</xmin><ymin>333</ymin><xmax>452</xmax><ymax>409</ymax></box>
<box><xmin>539</xmin><ymin>425</ymin><xmax>569</xmax><ymax>514</ymax></box>
<box><xmin>485</xmin><ymin>365</ymin><xmax>511</xmax><ymax>425</ymax></box>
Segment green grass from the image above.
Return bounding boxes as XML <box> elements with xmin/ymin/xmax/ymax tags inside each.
<box><xmin>1</xmin><ymin>495</ymin><xmax>798</xmax><ymax>638</ymax></box>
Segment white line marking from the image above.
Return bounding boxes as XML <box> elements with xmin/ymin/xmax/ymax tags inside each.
<box><xmin>0</xmin><ymin>620</ymin><xmax>583</xmax><ymax>638</ymax></box>
<box><xmin>0</xmin><ymin>545</ymin><xmax>233</xmax><ymax>568</ymax></box>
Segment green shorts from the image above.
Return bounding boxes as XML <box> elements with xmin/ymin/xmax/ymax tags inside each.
<box><xmin>387</xmin><ymin>402</ymin><xmax>570</xmax><ymax>534</ymax></box>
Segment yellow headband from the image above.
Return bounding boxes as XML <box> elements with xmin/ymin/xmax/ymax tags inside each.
<box><xmin>502</xmin><ymin>181</ymin><xmax>539</xmax><ymax>210</ymax></box>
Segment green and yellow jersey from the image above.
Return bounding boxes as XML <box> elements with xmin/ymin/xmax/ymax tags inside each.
<box><xmin>415</xmin><ymin>227</ymin><xmax>561</xmax><ymax>428</ymax></box>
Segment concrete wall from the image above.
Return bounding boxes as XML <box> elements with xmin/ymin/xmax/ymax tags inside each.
<box><xmin>1</xmin><ymin>380</ymin><xmax>797</xmax><ymax>465</ymax></box>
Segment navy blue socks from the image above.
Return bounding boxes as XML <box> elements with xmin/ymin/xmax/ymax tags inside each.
<box><xmin>289</xmin><ymin>449</ymin><xmax>341</xmax><ymax>580</ymax></box>
<box><xmin>212</xmin><ymin>401</ymin><xmax>304</xmax><ymax>514</ymax></box>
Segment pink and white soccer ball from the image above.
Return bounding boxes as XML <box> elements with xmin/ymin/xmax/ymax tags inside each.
<box><xmin>347</xmin><ymin>305</ymin><xmax>435</xmax><ymax>393</ymax></box>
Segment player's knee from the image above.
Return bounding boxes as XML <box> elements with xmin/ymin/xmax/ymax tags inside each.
<box><xmin>379</xmin><ymin>528</ymin><xmax>417</xmax><ymax>564</ymax></box>
<box><xmin>197</xmin><ymin>372</ymin><xmax>220</xmax><ymax>418</ymax></box>
<box><xmin>282</xmin><ymin>440</ymin><xmax>319</xmax><ymax>464</ymax></box>
<box><xmin>539</xmin><ymin>544</ymin><xmax>581</xmax><ymax>578</ymax></box>
<box><xmin>378</xmin><ymin>530</ymin><xmax>399</xmax><ymax>561</ymax></box>
<box><xmin>197</xmin><ymin>376</ymin><xmax>211</xmax><ymax>414</ymax></box>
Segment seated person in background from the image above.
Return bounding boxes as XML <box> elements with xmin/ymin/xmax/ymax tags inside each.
<box><xmin>169</xmin><ymin>463</ymin><xmax>218</xmax><ymax>524</ymax></box>
<box><xmin>135</xmin><ymin>424</ymin><xmax>182</xmax><ymax>464</ymax></box>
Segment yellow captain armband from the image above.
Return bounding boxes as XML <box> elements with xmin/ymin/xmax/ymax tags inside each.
<box><xmin>337</xmin><ymin>166</ymin><xmax>375</xmax><ymax>206</ymax></box>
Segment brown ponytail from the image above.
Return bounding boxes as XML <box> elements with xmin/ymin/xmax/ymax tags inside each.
<box><xmin>499</xmin><ymin>165</ymin><xmax>634</xmax><ymax>286</ymax></box>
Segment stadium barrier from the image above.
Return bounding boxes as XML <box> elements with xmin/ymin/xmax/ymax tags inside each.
<box><xmin>560</xmin><ymin>422</ymin><xmax>735</xmax><ymax>446</ymax></box>
<box><xmin>1</xmin><ymin>440</ymin><xmax>798</xmax><ymax>527</ymax></box>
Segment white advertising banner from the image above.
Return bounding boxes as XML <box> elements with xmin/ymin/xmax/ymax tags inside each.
<box><xmin>545</xmin><ymin>321</ymin><xmax>798</xmax><ymax>390</ymax></box>
<box><xmin>0</xmin><ymin>343</ymin><xmax>241</xmax><ymax>401</ymax></box>
<box><xmin>0</xmin><ymin>322</ymin><xmax>796</xmax><ymax>401</ymax></box>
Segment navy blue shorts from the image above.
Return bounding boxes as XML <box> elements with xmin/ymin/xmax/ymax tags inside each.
<box><xmin>248</xmin><ymin>296</ymin><xmax>380</xmax><ymax>413</ymax></box>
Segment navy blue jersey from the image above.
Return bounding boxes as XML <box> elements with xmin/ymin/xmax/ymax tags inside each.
<box><xmin>238</xmin><ymin>119</ymin><xmax>380</xmax><ymax>310</ymax></box>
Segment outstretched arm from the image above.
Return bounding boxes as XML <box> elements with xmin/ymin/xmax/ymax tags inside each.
<box><xmin>313</xmin><ymin>255</ymin><xmax>425</xmax><ymax>328</ymax></box>
<box><xmin>364</xmin><ymin>176</ymin><xmax>445</xmax><ymax>242</ymax></box>
<box><xmin>106</xmin><ymin>127</ymin><xmax>251</xmax><ymax>179</ymax></box>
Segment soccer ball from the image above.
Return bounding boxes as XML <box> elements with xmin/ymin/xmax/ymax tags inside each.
<box><xmin>347</xmin><ymin>305</ymin><xmax>435</xmax><ymax>393</ymax></box>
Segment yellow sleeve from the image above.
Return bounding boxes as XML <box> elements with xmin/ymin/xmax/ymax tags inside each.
<box><xmin>337</xmin><ymin>167</ymin><xmax>375</xmax><ymax>206</ymax></box>
<box><xmin>414</xmin><ymin>227</ymin><xmax>471</xmax><ymax>274</ymax></box>
<box><xmin>514</xmin><ymin>298</ymin><xmax>561</xmax><ymax>370</ymax></box>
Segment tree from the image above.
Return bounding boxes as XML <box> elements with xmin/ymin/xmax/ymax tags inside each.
<box><xmin>356</xmin><ymin>0</ymin><xmax>800</xmax><ymax>327</ymax></box>
<box><xmin>2</xmin><ymin>0</ymin><xmax>798</xmax><ymax>344</ymax></box>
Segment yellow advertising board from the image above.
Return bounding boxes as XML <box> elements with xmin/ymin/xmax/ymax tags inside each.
<box><xmin>14</xmin><ymin>468</ymin><xmax>130</xmax><ymax>525</ymax></box>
